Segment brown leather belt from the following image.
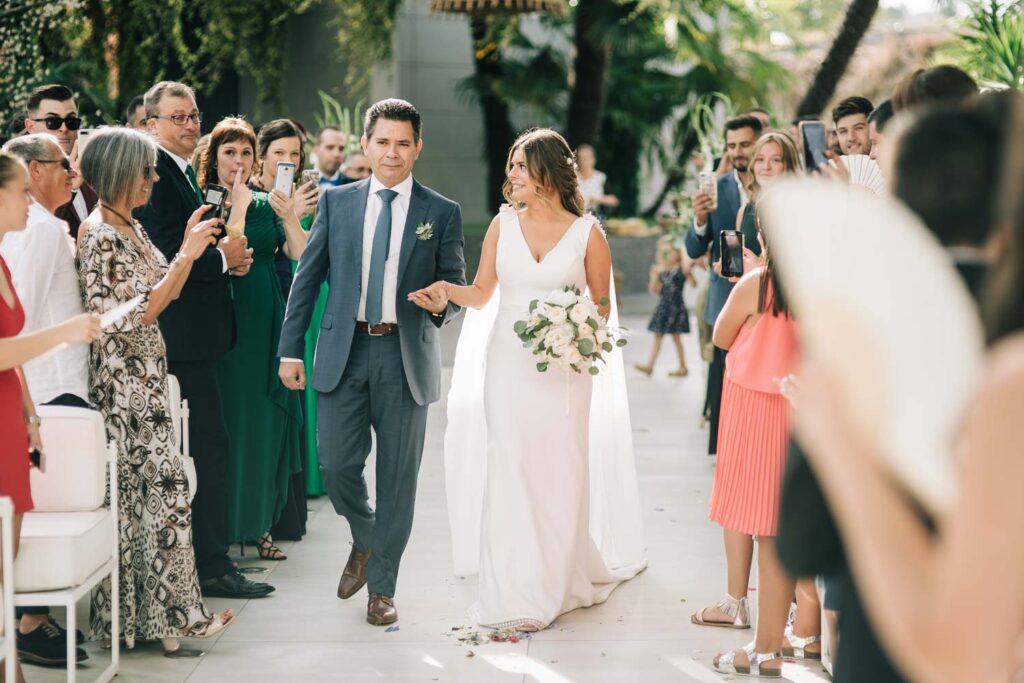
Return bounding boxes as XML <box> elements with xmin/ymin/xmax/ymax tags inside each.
<box><xmin>355</xmin><ymin>321</ymin><xmax>398</xmax><ymax>337</ymax></box>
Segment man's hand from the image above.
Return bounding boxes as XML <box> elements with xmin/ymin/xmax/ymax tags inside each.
<box><xmin>692</xmin><ymin>190</ymin><xmax>715</xmax><ymax>227</ymax></box>
<box><xmin>218</xmin><ymin>234</ymin><xmax>253</xmax><ymax>270</ymax></box>
<box><xmin>279</xmin><ymin>360</ymin><xmax>306</xmax><ymax>391</ymax></box>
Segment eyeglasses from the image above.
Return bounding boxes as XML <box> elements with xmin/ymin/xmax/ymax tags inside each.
<box><xmin>154</xmin><ymin>113</ymin><xmax>203</xmax><ymax>126</ymax></box>
<box><xmin>29</xmin><ymin>158</ymin><xmax>73</xmax><ymax>173</ymax></box>
<box><xmin>30</xmin><ymin>115</ymin><xmax>83</xmax><ymax>131</ymax></box>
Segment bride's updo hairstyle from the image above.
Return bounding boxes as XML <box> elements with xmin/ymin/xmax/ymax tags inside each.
<box><xmin>503</xmin><ymin>128</ymin><xmax>585</xmax><ymax>217</ymax></box>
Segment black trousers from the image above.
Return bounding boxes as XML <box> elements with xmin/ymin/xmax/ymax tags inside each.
<box><xmin>706</xmin><ymin>346</ymin><xmax>727</xmax><ymax>455</ymax></box>
<box><xmin>169</xmin><ymin>361</ymin><xmax>234</xmax><ymax>581</ymax></box>
<box><xmin>18</xmin><ymin>393</ymin><xmax>90</xmax><ymax>619</ymax></box>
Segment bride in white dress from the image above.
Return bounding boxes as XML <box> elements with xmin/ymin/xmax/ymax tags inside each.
<box><xmin>409</xmin><ymin>129</ymin><xmax>647</xmax><ymax>630</ymax></box>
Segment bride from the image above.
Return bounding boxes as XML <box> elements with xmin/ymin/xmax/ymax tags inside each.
<box><xmin>409</xmin><ymin>128</ymin><xmax>646</xmax><ymax>630</ymax></box>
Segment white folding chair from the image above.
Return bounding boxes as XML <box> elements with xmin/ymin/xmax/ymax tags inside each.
<box><xmin>167</xmin><ymin>374</ymin><xmax>197</xmax><ymax>502</ymax></box>
<box><xmin>15</xmin><ymin>406</ymin><xmax>119</xmax><ymax>683</ymax></box>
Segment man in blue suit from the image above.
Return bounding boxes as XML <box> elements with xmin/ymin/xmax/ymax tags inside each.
<box><xmin>684</xmin><ymin>114</ymin><xmax>762</xmax><ymax>455</ymax></box>
<box><xmin>278</xmin><ymin>99</ymin><xmax>466</xmax><ymax>626</ymax></box>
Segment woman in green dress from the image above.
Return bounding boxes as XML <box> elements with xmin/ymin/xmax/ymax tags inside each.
<box><xmin>198</xmin><ymin>117</ymin><xmax>306</xmax><ymax>560</ymax></box>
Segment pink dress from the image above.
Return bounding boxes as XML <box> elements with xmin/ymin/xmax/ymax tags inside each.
<box><xmin>709</xmin><ymin>286</ymin><xmax>798</xmax><ymax>537</ymax></box>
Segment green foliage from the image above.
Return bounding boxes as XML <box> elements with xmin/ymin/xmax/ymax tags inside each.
<box><xmin>329</xmin><ymin>0</ymin><xmax>403</xmax><ymax>91</ymax></box>
<box><xmin>314</xmin><ymin>91</ymin><xmax>365</xmax><ymax>153</ymax></box>
<box><xmin>955</xmin><ymin>0</ymin><xmax>1024</xmax><ymax>90</ymax></box>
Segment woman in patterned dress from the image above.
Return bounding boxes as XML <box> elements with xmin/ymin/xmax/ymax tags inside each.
<box><xmin>76</xmin><ymin>128</ymin><xmax>234</xmax><ymax>654</ymax></box>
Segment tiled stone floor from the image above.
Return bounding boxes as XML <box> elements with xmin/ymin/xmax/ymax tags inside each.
<box><xmin>29</xmin><ymin>295</ymin><xmax>830</xmax><ymax>682</ymax></box>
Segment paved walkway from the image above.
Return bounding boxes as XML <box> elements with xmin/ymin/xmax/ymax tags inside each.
<box><xmin>32</xmin><ymin>296</ymin><xmax>831</xmax><ymax>682</ymax></box>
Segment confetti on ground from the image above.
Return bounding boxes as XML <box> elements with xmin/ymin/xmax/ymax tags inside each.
<box><xmin>466</xmin><ymin>650</ymin><xmax>475</xmax><ymax>658</ymax></box>
<box><xmin>385</xmin><ymin>626</ymin><xmax>400</xmax><ymax>633</ymax></box>
<box><xmin>655</xmin><ymin>507</ymin><xmax>665</xmax><ymax>512</ymax></box>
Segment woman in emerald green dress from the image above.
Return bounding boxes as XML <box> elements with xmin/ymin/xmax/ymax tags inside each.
<box><xmin>198</xmin><ymin>117</ymin><xmax>307</xmax><ymax>560</ymax></box>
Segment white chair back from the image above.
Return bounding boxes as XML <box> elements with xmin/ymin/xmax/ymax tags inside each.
<box><xmin>31</xmin><ymin>406</ymin><xmax>108</xmax><ymax>512</ymax></box>
<box><xmin>167</xmin><ymin>375</ymin><xmax>197</xmax><ymax>502</ymax></box>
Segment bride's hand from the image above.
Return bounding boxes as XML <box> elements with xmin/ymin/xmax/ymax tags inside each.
<box><xmin>408</xmin><ymin>281</ymin><xmax>450</xmax><ymax>314</ymax></box>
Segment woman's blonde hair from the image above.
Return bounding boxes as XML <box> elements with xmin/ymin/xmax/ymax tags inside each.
<box><xmin>747</xmin><ymin>131</ymin><xmax>802</xmax><ymax>202</ymax></box>
<box><xmin>502</xmin><ymin>128</ymin><xmax>585</xmax><ymax>216</ymax></box>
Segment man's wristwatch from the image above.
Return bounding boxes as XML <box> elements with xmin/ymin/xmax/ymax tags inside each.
<box><xmin>26</xmin><ymin>415</ymin><xmax>41</xmax><ymax>426</ymax></box>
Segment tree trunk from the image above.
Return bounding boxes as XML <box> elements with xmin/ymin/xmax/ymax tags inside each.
<box><xmin>566</xmin><ymin>0</ymin><xmax>612</xmax><ymax>148</ymax></box>
<box><xmin>471</xmin><ymin>15</ymin><xmax>517</xmax><ymax>214</ymax></box>
<box><xmin>795</xmin><ymin>0</ymin><xmax>880</xmax><ymax>117</ymax></box>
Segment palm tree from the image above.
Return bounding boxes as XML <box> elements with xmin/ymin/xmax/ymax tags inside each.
<box><xmin>795</xmin><ymin>0</ymin><xmax>880</xmax><ymax>117</ymax></box>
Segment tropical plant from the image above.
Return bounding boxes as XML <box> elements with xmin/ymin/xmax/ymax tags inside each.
<box><xmin>313</xmin><ymin>91</ymin><xmax>365</xmax><ymax>154</ymax></box>
<box><xmin>955</xmin><ymin>0</ymin><xmax>1024</xmax><ymax>90</ymax></box>
<box><xmin>795</xmin><ymin>0</ymin><xmax>881</xmax><ymax>117</ymax></box>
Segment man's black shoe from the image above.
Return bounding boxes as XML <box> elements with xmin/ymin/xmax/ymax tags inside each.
<box><xmin>17</xmin><ymin>621</ymin><xmax>88</xmax><ymax>667</ymax></box>
<box><xmin>200</xmin><ymin>570</ymin><xmax>275</xmax><ymax>599</ymax></box>
<box><xmin>47</xmin><ymin>615</ymin><xmax>85</xmax><ymax>645</ymax></box>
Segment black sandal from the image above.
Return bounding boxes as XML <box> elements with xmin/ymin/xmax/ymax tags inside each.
<box><xmin>256</xmin><ymin>532</ymin><xmax>287</xmax><ymax>561</ymax></box>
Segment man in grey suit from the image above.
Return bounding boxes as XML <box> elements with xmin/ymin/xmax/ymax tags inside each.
<box><xmin>684</xmin><ymin>114</ymin><xmax>762</xmax><ymax>456</ymax></box>
<box><xmin>278</xmin><ymin>99</ymin><xmax>466</xmax><ymax>626</ymax></box>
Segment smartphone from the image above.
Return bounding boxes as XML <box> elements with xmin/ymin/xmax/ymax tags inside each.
<box><xmin>799</xmin><ymin>120</ymin><xmax>829</xmax><ymax>173</ymax></box>
<box><xmin>203</xmin><ymin>183</ymin><xmax>228</xmax><ymax>220</ymax></box>
<box><xmin>274</xmin><ymin>162</ymin><xmax>296</xmax><ymax>197</ymax></box>
<box><xmin>698</xmin><ymin>171</ymin><xmax>718</xmax><ymax>211</ymax></box>
<box><xmin>720</xmin><ymin>230</ymin><xmax>745</xmax><ymax>278</ymax></box>
<box><xmin>77</xmin><ymin>128</ymin><xmax>95</xmax><ymax>157</ymax></box>
<box><xmin>300</xmin><ymin>169</ymin><xmax>319</xmax><ymax>188</ymax></box>
<box><xmin>29</xmin><ymin>448</ymin><xmax>46</xmax><ymax>473</ymax></box>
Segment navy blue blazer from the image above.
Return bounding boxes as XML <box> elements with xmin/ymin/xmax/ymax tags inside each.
<box><xmin>683</xmin><ymin>172</ymin><xmax>742</xmax><ymax>325</ymax></box>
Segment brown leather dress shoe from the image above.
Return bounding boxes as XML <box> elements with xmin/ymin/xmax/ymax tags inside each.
<box><xmin>337</xmin><ymin>548</ymin><xmax>371</xmax><ymax>600</ymax></box>
<box><xmin>367</xmin><ymin>593</ymin><xmax>398</xmax><ymax>626</ymax></box>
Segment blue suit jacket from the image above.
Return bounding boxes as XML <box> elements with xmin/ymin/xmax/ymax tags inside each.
<box><xmin>683</xmin><ymin>173</ymin><xmax>742</xmax><ymax>325</ymax></box>
<box><xmin>277</xmin><ymin>177</ymin><xmax>466</xmax><ymax>405</ymax></box>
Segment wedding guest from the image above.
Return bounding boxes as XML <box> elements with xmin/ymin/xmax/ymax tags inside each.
<box><xmin>776</xmin><ymin>94</ymin><xmax>1015</xmax><ymax>683</ymax></box>
<box><xmin>707</xmin><ymin>136</ymin><xmax>821</xmax><ymax>675</ymax></box>
<box><xmin>891</xmin><ymin>65</ymin><xmax>978</xmax><ymax>113</ymax></box>
<box><xmin>199</xmin><ymin>116</ymin><xmax>306</xmax><ymax>559</ymax></box>
<box><xmin>341</xmin><ymin>152</ymin><xmax>372</xmax><ymax>183</ymax></box>
<box><xmin>313</xmin><ymin>125</ymin><xmax>347</xmax><ymax>186</ymax></box>
<box><xmin>134</xmin><ymin>80</ymin><xmax>272</xmax><ymax>600</ymax></box>
<box><xmin>788</xmin><ymin>95</ymin><xmax>1024</xmax><ymax>683</ymax></box>
<box><xmin>190</xmin><ymin>134</ymin><xmax>211</xmax><ymax>172</ymax></box>
<box><xmin>22</xmin><ymin>84</ymin><xmax>98</xmax><ymax>240</ymax></box>
<box><xmin>867</xmin><ymin>99</ymin><xmax>894</xmax><ymax>164</ymax></box>
<box><xmin>831</xmin><ymin>96</ymin><xmax>873</xmax><ymax>156</ymax></box>
<box><xmin>746</xmin><ymin>107</ymin><xmax>772</xmax><ymax>131</ymax></box>
<box><xmin>251</xmin><ymin>118</ymin><xmax>318</xmax><ymax>537</ymax></box>
<box><xmin>77</xmin><ymin>127</ymin><xmax>235</xmax><ymax>654</ymax></box>
<box><xmin>125</xmin><ymin>95</ymin><xmax>146</xmax><ymax>129</ymax></box>
<box><xmin>692</xmin><ymin>133</ymin><xmax>805</xmax><ymax>642</ymax></box>
<box><xmin>576</xmin><ymin>144</ymin><xmax>618</xmax><ymax>215</ymax></box>
<box><xmin>684</xmin><ymin>114</ymin><xmax>763</xmax><ymax>457</ymax></box>
<box><xmin>0</xmin><ymin>133</ymin><xmax>91</xmax><ymax>666</ymax></box>
<box><xmin>0</xmin><ymin>151</ymin><xmax>101</xmax><ymax>680</ymax></box>
<box><xmin>635</xmin><ymin>237</ymin><xmax>694</xmax><ymax>377</ymax></box>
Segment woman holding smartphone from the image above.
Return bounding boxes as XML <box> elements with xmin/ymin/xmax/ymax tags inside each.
<box><xmin>0</xmin><ymin>150</ymin><xmax>101</xmax><ymax>683</ymax></box>
<box><xmin>198</xmin><ymin>117</ymin><xmax>307</xmax><ymax>561</ymax></box>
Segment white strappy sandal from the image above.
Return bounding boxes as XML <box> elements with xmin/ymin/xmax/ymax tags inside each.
<box><xmin>714</xmin><ymin>642</ymin><xmax>784</xmax><ymax>678</ymax></box>
<box><xmin>782</xmin><ymin>622</ymin><xmax>822</xmax><ymax>660</ymax></box>
<box><xmin>691</xmin><ymin>594</ymin><xmax>751</xmax><ymax>629</ymax></box>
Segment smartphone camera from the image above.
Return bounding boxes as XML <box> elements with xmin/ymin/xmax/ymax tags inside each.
<box><xmin>799</xmin><ymin>120</ymin><xmax>829</xmax><ymax>173</ymax></box>
<box><xmin>275</xmin><ymin>162</ymin><xmax>296</xmax><ymax>197</ymax></box>
<box><xmin>720</xmin><ymin>230</ymin><xmax>745</xmax><ymax>279</ymax></box>
<box><xmin>29</xmin><ymin>448</ymin><xmax>45</xmax><ymax>473</ymax></box>
<box><xmin>204</xmin><ymin>183</ymin><xmax>228</xmax><ymax>220</ymax></box>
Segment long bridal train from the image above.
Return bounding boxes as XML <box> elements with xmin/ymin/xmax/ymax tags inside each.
<box><xmin>445</xmin><ymin>206</ymin><xmax>647</xmax><ymax>630</ymax></box>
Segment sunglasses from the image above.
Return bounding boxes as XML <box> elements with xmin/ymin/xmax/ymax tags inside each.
<box><xmin>30</xmin><ymin>157</ymin><xmax>73</xmax><ymax>173</ymax></box>
<box><xmin>30</xmin><ymin>115</ymin><xmax>83</xmax><ymax>131</ymax></box>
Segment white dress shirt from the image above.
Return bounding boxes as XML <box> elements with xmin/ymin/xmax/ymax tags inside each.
<box><xmin>693</xmin><ymin>170</ymin><xmax>749</xmax><ymax>235</ymax></box>
<box><xmin>159</xmin><ymin>144</ymin><xmax>228</xmax><ymax>272</ymax></box>
<box><xmin>357</xmin><ymin>174</ymin><xmax>413</xmax><ymax>324</ymax></box>
<box><xmin>0</xmin><ymin>201</ymin><xmax>89</xmax><ymax>403</ymax></box>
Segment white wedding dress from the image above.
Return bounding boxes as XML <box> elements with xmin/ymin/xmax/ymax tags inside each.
<box><xmin>446</xmin><ymin>205</ymin><xmax>647</xmax><ymax>630</ymax></box>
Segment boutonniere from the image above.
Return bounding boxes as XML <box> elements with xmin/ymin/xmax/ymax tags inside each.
<box><xmin>416</xmin><ymin>221</ymin><xmax>434</xmax><ymax>241</ymax></box>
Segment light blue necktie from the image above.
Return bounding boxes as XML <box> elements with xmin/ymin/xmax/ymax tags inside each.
<box><xmin>365</xmin><ymin>188</ymin><xmax>398</xmax><ymax>325</ymax></box>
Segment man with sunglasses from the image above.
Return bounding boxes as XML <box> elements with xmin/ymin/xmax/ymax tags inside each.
<box><xmin>22</xmin><ymin>84</ymin><xmax>98</xmax><ymax>240</ymax></box>
<box><xmin>0</xmin><ymin>132</ymin><xmax>91</xmax><ymax>668</ymax></box>
<box><xmin>134</xmin><ymin>80</ymin><xmax>269</xmax><ymax>601</ymax></box>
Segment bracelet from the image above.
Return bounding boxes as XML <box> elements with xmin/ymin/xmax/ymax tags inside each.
<box><xmin>26</xmin><ymin>415</ymin><xmax>41</xmax><ymax>426</ymax></box>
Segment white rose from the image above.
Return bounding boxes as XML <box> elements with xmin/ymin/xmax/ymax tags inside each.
<box><xmin>544</xmin><ymin>323</ymin><xmax>574</xmax><ymax>351</ymax></box>
<box><xmin>564</xmin><ymin>346</ymin><xmax>584</xmax><ymax>367</ymax></box>
<box><xmin>569</xmin><ymin>303</ymin><xmax>591</xmax><ymax>325</ymax></box>
<box><xmin>547</xmin><ymin>288</ymin><xmax>577</xmax><ymax>307</ymax></box>
<box><xmin>528</xmin><ymin>315</ymin><xmax>542</xmax><ymax>328</ymax></box>
<box><xmin>546</xmin><ymin>305</ymin><xmax>568</xmax><ymax>324</ymax></box>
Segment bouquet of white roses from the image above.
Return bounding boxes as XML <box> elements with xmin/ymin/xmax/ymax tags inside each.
<box><xmin>513</xmin><ymin>286</ymin><xmax>628</xmax><ymax>375</ymax></box>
